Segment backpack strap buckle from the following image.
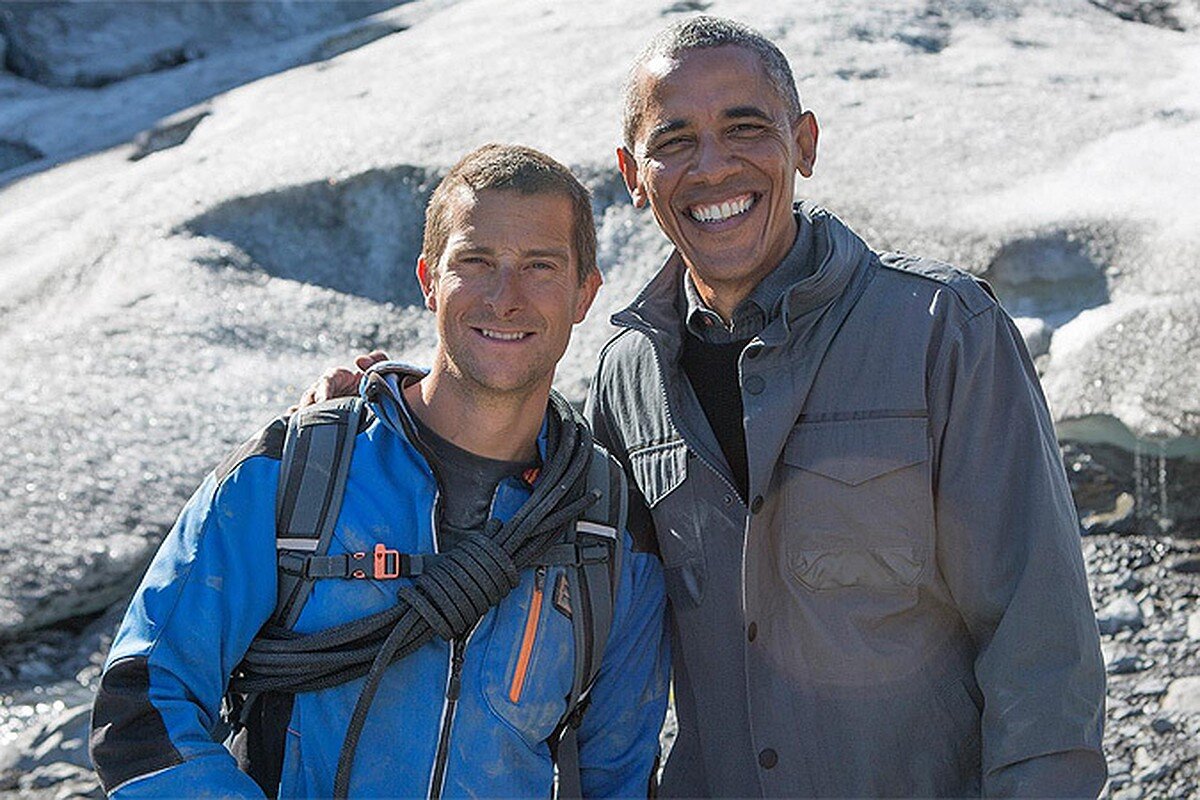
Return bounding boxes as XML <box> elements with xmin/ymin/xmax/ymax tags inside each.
<box><xmin>373</xmin><ymin>543</ymin><xmax>401</xmax><ymax>579</ymax></box>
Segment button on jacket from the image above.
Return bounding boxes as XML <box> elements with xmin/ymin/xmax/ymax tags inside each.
<box><xmin>91</xmin><ymin>371</ymin><xmax>669</xmax><ymax>798</ymax></box>
<box><xmin>586</xmin><ymin>205</ymin><xmax>1106</xmax><ymax>798</ymax></box>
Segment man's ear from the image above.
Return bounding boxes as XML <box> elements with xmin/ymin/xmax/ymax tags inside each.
<box><xmin>794</xmin><ymin>111</ymin><xmax>819</xmax><ymax>178</ymax></box>
<box><xmin>616</xmin><ymin>147</ymin><xmax>647</xmax><ymax>208</ymax></box>
<box><xmin>573</xmin><ymin>268</ymin><xmax>603</xmax><ymax>325</ymax></box>
<box><xmin>416</xmin><ymin>256</ymin><xmax>437</xmax><ymax>312</ymax></box>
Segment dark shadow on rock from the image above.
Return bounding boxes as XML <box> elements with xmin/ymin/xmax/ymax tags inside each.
<box><xmin>184</xmin><ymin>165</ymin><xmax>439</xmax><ymax>308</ymax></box>
<box><xmin>0</xmin><ymin>137</ymin><xmax>42</xmax><ymax>172</ymax></box>
<box><xmin>0</xmin><ymin>1</ymin><xmax>402</xmax><ymax>88</ymax></box>
<box><xmin>982</xmin><ymin>229</ymin><xmax>1111</xmax><ymax>321</ymax></box>
<box><xmin>662</xmin><ymin>1</ymin><xmax>713</xmax><ymax>14</ymax></box>
<box><xmin>1063</xmin><ymin>437</ymin><xmax>1200</xmax><ymax>538</ymax></box>
<box><xmin>1087</xmin><ymin>0</ymin><xmax>1187</xmax><ymax>32</ymax></box>
<box><xmin>129</xmin><ymin>106</ymin><xmax>210</xmax><ymax>161</ymax></box>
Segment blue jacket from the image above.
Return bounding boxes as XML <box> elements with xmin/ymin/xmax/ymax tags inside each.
<box><xmin>91</xmin><ymin>375</ymin><xmax>669</xmax><ymax>798</ymax></box>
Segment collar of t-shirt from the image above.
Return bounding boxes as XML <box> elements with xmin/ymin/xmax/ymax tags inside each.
<box><xmin>403</xmin><ymin>394</ymin><xmax>538</xmax><ymax>544</ymax></box>
<box><xmin>682</xmin><ymin>212</ymin><xmax>816</xmax><ymax>344</ymax></box>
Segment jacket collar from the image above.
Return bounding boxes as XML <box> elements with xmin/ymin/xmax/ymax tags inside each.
<box><xmin>612</xmin><ymin>203</ymin><xmax>868</xmax><ymax>348</ymax></box>
<box><xmin>361</xmin><ymin>362</ymin><xmax>551</xmax><ymax>467</ymax></box>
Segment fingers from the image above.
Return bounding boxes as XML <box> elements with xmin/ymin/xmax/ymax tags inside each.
<box><xmin>297</xmin><ymin>352</ymin><xmax>390</xmax><ymax>410</ymax></box>
<box><xmin>354</xmin><ymin>350</ymin><xmax>389</xmax><ymax>371</ymax></box>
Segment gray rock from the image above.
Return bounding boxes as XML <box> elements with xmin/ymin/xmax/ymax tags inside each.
<box><xmin>1162</xmin><ymin>676</ymin><xmax>1200</xmax><ymax>714</ymax></box>
<box><xmin>1113</xmin><ymin>569</ymin><xmax>1146</xmax><ymax>593</ymax></box>
<box><xmin>1131</xmin><ymin>678</ymin><xmax>1169</xmax><ymax>697</ymax></box>
<box><xmin>130</xmin><ymin>105</ymin><xmax>211</xmax><ymax>161</ymax></box>
<box><xmin>1108</xmin><ymin>653</ymin><xmax>1152</xmax><ymax>675</ymax></box>
<box><xmin>1189</xmin><ymin>610</ymin><xmax>1200</xmax><ymax>641</ymax></box>
<box><xmin>1150</xmin><ymin>716</ymin><xmax>1175</xmax><ymax>734</ymax></box>
<box><xmin>0</xmin><ymin>703</ymin><xmax>93</xmax><ymax>788</ymax></box>
<box><xmin>1133</xmin><ymin>761</ymin><xmax>1172</xmax><ymax>784</ymax></box>
<box><xmin>1098</xmin><ymin>596</ymin><xmax>1145</xmax><ymax>635</ymax></box>
<box><xmin>1170</xmin><ymin>556</ymin><xmax>1200</xmax><ymax>575</ymax></box>
<box><xmin>0</xmin><ymin>1</ymin><xmax>397</xmax><ymax>88</ymax></box>
<box><xmin>0</xmin><ymin>138</ymin><xmax>43</xmax><ymax>173</ymax></box>
<box><xmin>1087</xmin><ymin>0</ymin><xmax>1193</xmax><ymax>31</ymax></box>
<box><xmin>1082</xmin><ymin>492</ymin><xmax>1138</xmax><ymax>536</ymax></box>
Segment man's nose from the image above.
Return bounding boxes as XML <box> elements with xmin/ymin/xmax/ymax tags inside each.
<box><xmin>692</xmin><ymin>134</ymin><xmax>738</xmax><ymax>184</ymax></box>
<box><xmin>485</xmin><ymin>265</ymin><xmax>523</xmax><ymax>316</ymax></box>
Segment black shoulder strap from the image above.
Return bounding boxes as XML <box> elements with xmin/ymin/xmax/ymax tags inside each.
<box><xmin>272</xmin><ymin>396</ymin><xmax>366</xmax><ymax>628</ymax></box>
<box><xmin>554</xmin><ymin>447</ymin><xmax>627</xmax><ymax>799</ymax></box>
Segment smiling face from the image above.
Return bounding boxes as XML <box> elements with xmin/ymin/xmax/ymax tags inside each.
<box><xmin>619</xmin><ymin>45</ymin><xmax>818</xmax><ymax>317</ymax></box>
<box><xmin>419</xmin><ymin>187</ymin><xmax>601</xmax><ymax>403</ymax></box>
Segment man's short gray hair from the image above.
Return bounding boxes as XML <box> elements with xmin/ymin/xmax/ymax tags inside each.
<box><xmin>622</xmin><ymin>16</ymin><xmax>803</xmax><ymax>151</ymax></box>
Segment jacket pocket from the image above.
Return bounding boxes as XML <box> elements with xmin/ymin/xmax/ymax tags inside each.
<box><xmin>481</xmin><ymin>566</ymin><xmax>573</xmax><ymax>745</ymax></box>
<box><xmin>790</xmin><ymin>543</ymin><xmax>924</xmax><ymax>591</ymax></box>
<box><xmin>782</xmin><ymin>416</ymin><xmax>933</xmax><ymax>589</ymax></box>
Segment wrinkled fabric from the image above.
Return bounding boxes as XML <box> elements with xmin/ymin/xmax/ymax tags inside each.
<box><xmin>586</xmin><ymin>205</ymin><xmax>1106</xmax><ymax>798</ymax></box>
<box><xmin>92</xmin><ymin>373</ymin><xmax>669</xmax><ymax>798</ymax></box>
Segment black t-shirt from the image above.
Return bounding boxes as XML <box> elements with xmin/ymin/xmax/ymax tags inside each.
<box><xmin>680</xmin><ymin>335</ymin><xmax>751</xmax><ymax>501</ymax></box>
<box><xmin>406</xmin><ymin>404</ymin><xmax>538</xmax><ymax>551</ymax></box>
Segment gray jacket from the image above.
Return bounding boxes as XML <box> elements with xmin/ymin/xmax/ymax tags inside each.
<box><xmin>585</xmin><ymin>207</ymin><xmax>1107</xmax><ymax>798</ymax></box>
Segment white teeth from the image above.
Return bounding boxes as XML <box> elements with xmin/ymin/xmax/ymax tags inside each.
<box><xmin>480</xmin><ymin>329</ymin><xmax>528</xmax><ymax>341</ymax></box>
<box><xmin>689</xmin><ymin>194</ymin><xmax>754</xmax><ymax>223</ymax></box>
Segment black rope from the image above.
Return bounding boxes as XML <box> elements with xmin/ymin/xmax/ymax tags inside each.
<box><xmin>228</xmin><ymin>391</ymin><xmax>597</xmax><ymax>798</ymax></box>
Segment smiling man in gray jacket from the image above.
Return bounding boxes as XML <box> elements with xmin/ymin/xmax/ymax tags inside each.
<box><xmin>585</xmin><ymin>15</ymin><xmax>1107</xmax><ymax>799</ymax></box>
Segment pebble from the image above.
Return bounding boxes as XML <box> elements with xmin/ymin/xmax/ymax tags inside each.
<box><xmin>1133</xmin><ymin>761</ymin><xmax>1172</xmax><ymax>783</ymax></box>
<box><xmin>1112</xmin><ymin>785</ymin><xmax>1143</xmax><ymax>800</ymax></box>
<box><xmin>1108</xmin><ymin>654</ymin><xmax>1151</xmax><ymax>675</ymax></box>
<box><xmin>1098</xmin><ymin>596</ymin><xmax>1145</xmax><ymax>635</ymax></box>
<box><xmin>1131</xmin><ymin>678</ymin><xmax>1169</xmax><ymax>697</ymax></box>
<box><xmin>1115</xmin><ymin>571</ymin><xmax>1145</xmax><ymax>592</ymax></box>
<box><xmin>1161</xmin><ymin>676</ymin><xmax>1200</xmax><ymax>714</ymax></box>
<box><xmin>1150</xmin><ymin>716</ymin><xmax>1175</xmax><ymax>734</ymax></box>
<box><xmin>1188</xmin><ymin>610</ymin><xmax>1200</xmax><ymax>641</ymax></box>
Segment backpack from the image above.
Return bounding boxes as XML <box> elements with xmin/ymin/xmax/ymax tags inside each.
<box><xmin>227</xmin><ymin>395</ymin><xmax>626</xmax><ymax>798</ymax></box>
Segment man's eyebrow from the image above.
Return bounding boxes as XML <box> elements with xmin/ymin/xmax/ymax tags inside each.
<box><xmin>724</xmin><ymin>105</ymin><xmax>773</xmax><ymax>121</ymax></box>
<box><xmin>526</xmin><ymin>248</ymin><xmax>571</xmax><ymax>261</ymax></box>
<box><xmin>647</xmin><ymin>119</ymin><xmax>688</xmax><ymax>143</ymax></box>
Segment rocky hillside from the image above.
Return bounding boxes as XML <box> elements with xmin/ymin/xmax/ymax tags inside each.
<box><xmin>1</xmin><ymin>0</ymin><xmax>1197</xmax><ymax>796</ymax></box>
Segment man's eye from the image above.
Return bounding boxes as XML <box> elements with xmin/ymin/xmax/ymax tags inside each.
<box><xmin>652</xmin><ymin>136</ymin><xmax>691</xmax><ymax>155</ymax></box>
<box><xmin>729</xmin><ymin>123</ymin><xmax>766</xmax><ymax>138</ymax></box>
<box><xmin>529</xmin><ymin>261</ymin><xmax>558</xmax><ymax>271</ymax></box>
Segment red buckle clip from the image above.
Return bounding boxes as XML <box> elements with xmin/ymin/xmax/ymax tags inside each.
<box><xmin>374</xmin><ymin>543</ymin><xmax>401</xmax><ymax>579</ymax></box>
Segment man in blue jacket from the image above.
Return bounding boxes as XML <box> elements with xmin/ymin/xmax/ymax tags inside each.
<box><xmin>89</xmin><ymin>143</ymin><xmax>669</xmax><ymax>798</ymax></box>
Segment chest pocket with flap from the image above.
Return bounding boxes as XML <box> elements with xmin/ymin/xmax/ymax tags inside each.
<box><xmin>781</xmin><ymin>415</ymin><xmax>933</xmax><ymax>591</ymax></box>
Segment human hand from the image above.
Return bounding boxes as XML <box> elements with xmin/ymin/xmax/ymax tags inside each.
<box><xmin>293</xmin><ymin>350</ymin><xmax>389</xmax><ymax>411</ymax></box>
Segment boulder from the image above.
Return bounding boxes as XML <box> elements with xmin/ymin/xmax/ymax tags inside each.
<box><xmin>0</xmin><ymin>1</ymin><xmax>397</xmax><ymax>88</ymax></box>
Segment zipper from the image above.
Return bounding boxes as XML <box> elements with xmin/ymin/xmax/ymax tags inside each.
<box><xmin>508</xmin><ymin>565</ymin><xmax>547</xmax><ymax>703</ymax></box>
<box><xmin>620</xmin><ymin>319</ymin><xmax>747</xmax><ymax>506</ymax></box>
<box><xmin>428</xmin><ymin>631</ymin><xmax>470</xmax><ymax>800</ymax></box>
